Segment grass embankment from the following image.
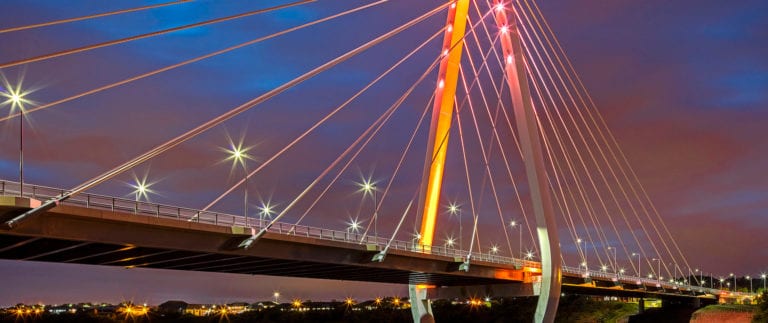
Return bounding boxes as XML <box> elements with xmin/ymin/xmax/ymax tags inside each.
<box><xmin>555</xmin><ymin>295</ymin><xmax>638</xmax><ymax>323</ymax></box>
<box><xmin>691</xmin><ymin>304</ymin><xmax>755</xmax><ymax>323</ymax></box>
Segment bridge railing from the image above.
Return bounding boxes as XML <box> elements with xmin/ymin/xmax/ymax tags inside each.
<box><xmin>0</xmin><ymin>180</ymin><xmax>758</xmax><ymax>297</ymax></box>
<box><xmin>0</xmin><ymin>179</ymin><xmax>531</xmax><ymax>268</ymax></box>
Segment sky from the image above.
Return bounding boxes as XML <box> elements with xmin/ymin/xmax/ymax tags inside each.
<box><xmin>0</xmin><ymin>0</ymin><xmax>767</xmax><ymax>306</ymax></box>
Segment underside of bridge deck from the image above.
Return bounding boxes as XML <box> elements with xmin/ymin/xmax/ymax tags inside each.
<box><xmin>0</xmin><ymin>197</ymin><xmax>533</xmax><ymax>287</ymax></box>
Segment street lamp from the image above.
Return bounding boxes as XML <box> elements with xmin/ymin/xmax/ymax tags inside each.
<box><xmin>730</xmin><ymin>273</ymin><xmax>736</xmax><ymax>292</ymax></box>
<box><xmin>747</xmin><ymin>275</ymin><xmax>752</xmax><ymax>294</ymax></box>
<box><xmin>607</xmin><ymin>246</ymin><xmax>617</xmax><ymax>274</ymax></box>
<box><xmin>577</xmin><ymin>238</ymin><xmax>587</xmax><ymax>272</ymax></box>
<box><xmin>2</xmin><ymin>85</ymin><xmax>28</xmax><ymax>196</ymax></box>
<box><xmin>224</xmin><ymin>142</ymin><xmax>251</xmax><ymax>227</ymax></box>
<box><xmin>258</xmin><ymin>201</ymin><xmax>275</xmax><ymax>226</ymax></box>
<box><xmin>632</xmin><ymin>252</ymin><xmax>641</xmax><ymax>277</ymax></box>
<box><xmin>652</xmin><ymin>258</ymin><xmax>661</xmax><ymax>285</ymax></box>
<box><xmin>448</xmin><ymin>203</ymin><xmax>462</xmax><ymax>250</ymax></box>
<box><xmin>444</xmin><ymin>236</ymin><xmax>455</xmax><ymax>249</ymax></box>
<box><xmin>510</xmin><ymin>220</ymin><xmax>521</xmax><ymax>259</ymax></box>
<box><xmin>357</xmin><ymin>179</ymin><xmax>378</xmax><ymax>241</ymax></box>
<box><xmin>719</xmin><ymin>278</ymin><xmax>724</xmax><ymax>290</ymax></box>
<box><xmin>273</xmin><ymin>291</ymin><xmax>280</xmax><ymax>303</ymax></box>
<box><xmin>761</xmin><ymin>273</ymin><xmax>766</xmax><ymax>292</ymax></box>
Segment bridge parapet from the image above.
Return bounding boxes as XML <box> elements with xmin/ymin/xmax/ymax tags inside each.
<box><xmin>1</xmin><ymin>179</ymin><xmax>761</xmax><ymax>300</ymax></box>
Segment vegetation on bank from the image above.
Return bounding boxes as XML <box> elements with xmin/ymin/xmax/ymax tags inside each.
<box><xmin>753</xmin><ymin>291</ymin><xmax>768</xmax><ymax>323</ymax></box>
<box><xmin>0</xmin><ymin>296</ymin><xmax>642</xmax><ymax>323</ymax></box>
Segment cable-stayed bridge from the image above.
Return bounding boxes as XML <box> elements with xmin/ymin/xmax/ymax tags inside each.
<box><xmin>0</xmin><ymin>0</ymin><xmax>759</xmax><ymax>322</ymax></box>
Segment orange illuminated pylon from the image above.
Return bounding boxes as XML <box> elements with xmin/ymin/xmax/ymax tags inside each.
<box><xmin>418</xmin><ymin>0</ymin><xmax>471</xmax><ymax>251</ymax></box>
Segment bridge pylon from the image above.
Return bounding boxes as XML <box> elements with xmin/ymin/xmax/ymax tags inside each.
<box><xmin>412</xmin><ymin>0</ymin><xmax>470</xmax><ymax>321</ymax></box>
<box><xmin>417</xmin><ymin>0</ymin><xmax>471</xmax><ymax>253</ymax></box>
<box><xmin>415</xmin><ymin>0</ymin><xmax>562</xmax><ymax>322</ymax></box>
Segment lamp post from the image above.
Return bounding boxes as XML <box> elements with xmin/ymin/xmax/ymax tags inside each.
<box><xmin>730</xmin><ymin>273</ymin><xmax>736</xmax><ymax>292</ymax></box>
<box><xmin>4</xmin><ymin>89</ymin><xmax>26</xmax><ymax>196</ymax></box>
<box><xmin>695</xmin><ymin>268</ymin><xmax>701</xmax><ymax>286</ymax></box>
<box><xmin>632</xmin><ymin>253</ymin><xmax>641</xmax><ymax>277</ymax></box>
<box><xmin>359</xmin><ymin>179</ymin><xmax>377</xmax><ymax>242</ymax></box>
<box><xmin>448</xmin><ymin>203</ymin><xmax>462</xmax><ymax>250</ymax></box>
<box><xmin>607</xmin><ymin>246</ymin><xmax>617</xmax><ymax>274</ymax></box>
<box><xmin>747</xmin><ymin>275</ymin><xmax>752</xmax><ymax>293</ymax></box>
<box><xmin>652</xmin><ymin>258</ymin><xmax>661</xmax><ymax>285</ymax></box>
<box><xmin>577</xmin><ymin>238</ymin><xmax>587</xmax><ymax>273</ymax></box>
<box><xmin>762</xmin><ymin>273</ymin><xmax>766</xmax><ymax>292</ymax></box>
<box><xmin>226</xmin><ymin>145</ymin><xmax>250</xmax><ymax>227</ymax></box>
<box><xmin>510</xmin><ymin>220</ymin><xmax>521</xmax><ymax>259</ymax></box>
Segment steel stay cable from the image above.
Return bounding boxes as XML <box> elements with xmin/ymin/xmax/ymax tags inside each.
<box><xmin>5</xmin><ymin>0</ymin><xmax>448</xmax><ymax>229</ymax></box>
<box><xmin>0</xmin><ymin>0</ymin><xmax>386</xmax><ymax>124</ymax></box>
<box><xmin>0</xmin><ymin>0</ymin><xmax>315</xmax><ymax>69</ymax></box>
<box><xmin>520</xmin><ymin>0</ymin><xmax>685</xmax><ymax>277</ymax></box>
<box><xmin>515</xmin><ymin>3</ymin><xmax>657</xmax><ymax>276</ymax></box>
<box><xmin>0</xmin><ymin>0</ymin><xmax>192</xmax><ymax>34</ymax></box>
<box><xmin>201</xmin><ymin>25</ymin><xmax>446</xmax><ymax>213</ymax></box>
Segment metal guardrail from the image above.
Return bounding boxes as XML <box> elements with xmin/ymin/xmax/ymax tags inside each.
<box><xmin>0</xmin><ymin>180</ymin><xmax>537</xmax><ymax>268</ymax></box>
<box><xmin>0</xmin><ymin>180</ymin><xmax>759</xmax><ymax>298</ymax></box>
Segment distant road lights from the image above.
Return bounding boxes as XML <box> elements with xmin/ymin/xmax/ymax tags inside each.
<box><xmin>719</xmin><ymin>278</ymin><xmax>725</xmax><ymax>289</ymax></box>
<box><xmin>601</xmin><ymin>265</ymin><xmax>608</xmax><ymax>272</ymax></box>
<box><xmin>490</xmin><ymin>245</ymin><xmax>499</xmax><ymax>255</ymax></box>
<box><xmin>762</xmin><ymin>273</ymin><xmax>766</xmax><ymax>292</ymax></box>
<box><xmin>746</xmin><ymin>276</ymin><xmax>752</xmax><ymax>293</ymax></box>
<box><xmin>273</xmin><ymin>291</ymin><xmax>280</xmax><ymax>303</ymax></box>
<box><xmin>525</xmin><ymin>251</ymin><xmax>534</xmax><ymax>260</ymax></box>
<box><xmin>730</xmin><ymin>273</ymin><xmax>736</xmax><ymax>291</ymax></box>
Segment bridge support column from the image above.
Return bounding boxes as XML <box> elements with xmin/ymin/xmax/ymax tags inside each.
<box><xmin>409</xmin><ymin>284</ymin><xmax>435</xmax><ymax>323</ymax></box>
<box><xmin>492</xmin><ymin>2</ymin><xmax>561</xmax><ymax>322</ymax></box>
<box><xmin>638</xmin><ymin>298</ymin><xmax>644</xmax><ymax>314</ymax></box>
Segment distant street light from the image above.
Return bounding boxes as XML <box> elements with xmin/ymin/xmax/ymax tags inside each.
<box><xmin>747</xmin><ymin>276</ymin><xmax>752</xmax><ymax>294</ymax></box>
<box><xmin>762</xmin><ymin>273</ymin><xmax>766</xmax><ymax>292</ymax></box>
<box><xmin>730</xmin><ymin>273</ymin><xmax>736</xmax><ymax>292</ymax></box>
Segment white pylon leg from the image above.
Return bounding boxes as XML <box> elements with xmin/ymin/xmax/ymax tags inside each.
<box><xmin>409</xmin><ymin>284</ymin><xmax>435</xmax><ymax>323</ymax></box>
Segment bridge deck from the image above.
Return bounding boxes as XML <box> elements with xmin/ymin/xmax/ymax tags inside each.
<box><xmin>0</xmin><ymin>180</ymin><xmax>754</xmax><ymax>301</ymax></box>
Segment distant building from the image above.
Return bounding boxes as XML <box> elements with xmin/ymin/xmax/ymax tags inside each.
<box><xmin>157</xmin><ymin>300</ymin><xmax>188</xmax><ymax>314</ymax></box>
<box><xmin>184</xmin><ymin>304</ymin><xmax>213</xmax><ymax>316</ymax></box>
